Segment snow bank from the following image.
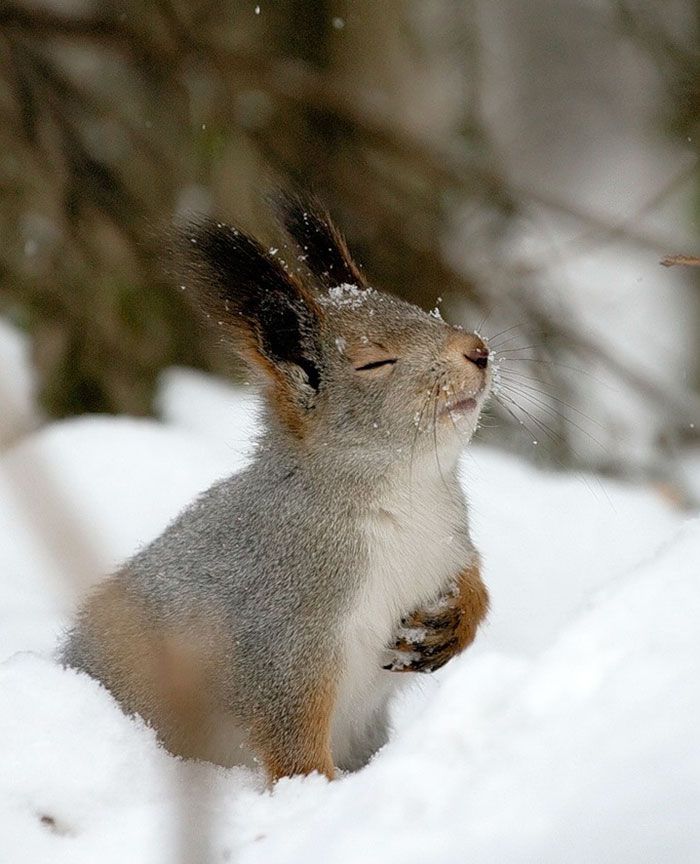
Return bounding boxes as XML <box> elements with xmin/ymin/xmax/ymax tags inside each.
<box><xmin>0</xmin><ymin>415</ymin><xmax>240</xmax><ymax>659</ymax></box>
<box><xmin>0</xmin><ymin>654</ymin><xmax>260</xmax><ymax>864</ymax></box>
<box><xmin>1</xmin><ymin>369</ymin><xmax>698</xmax><ymax>863</ymax></box>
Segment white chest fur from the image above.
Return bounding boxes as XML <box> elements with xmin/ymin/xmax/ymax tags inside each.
<box><xmin>330</xmin><ymin>468</ymin><xmax>473</xmax><ymax>770</ymax></box>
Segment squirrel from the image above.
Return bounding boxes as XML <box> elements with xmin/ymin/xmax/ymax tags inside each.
<box><xmin>60</xmin><ymin>194</ymin><xmax>492</xmax><ymax>782</ymax></box>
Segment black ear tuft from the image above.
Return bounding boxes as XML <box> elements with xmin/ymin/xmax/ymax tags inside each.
<box><xmin>181</xmin><ymin>218</ymin><xmax>322</xmax><ymax>389</ymax></box>
<box><xmin>274</xmin><ymin>192</ymin><xmax>367</xmax><ymax>289</ymax></box>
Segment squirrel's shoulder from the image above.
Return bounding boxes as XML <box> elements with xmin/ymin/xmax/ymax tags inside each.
<box><xmin>123</xmin><ymin>455</ymin><xmax>356</xmax><ymax>586</ymax></box>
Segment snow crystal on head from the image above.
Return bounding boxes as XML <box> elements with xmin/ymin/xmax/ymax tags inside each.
<box><xmin>429</xmin><ymin>296</ymin><xmax>444</xmax><ymax>320</ymax></box>
<box><xmin>319</xmin><ymin>283</ymin><xmax>375</xmax><ymax>309</ymax></box>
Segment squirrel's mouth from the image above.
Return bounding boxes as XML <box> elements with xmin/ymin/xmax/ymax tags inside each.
<box><xmin>439</xmin><ymin>376</ymin><xmax>490</xmax><ymax>418</ymax></box>
<box><xmin>441</xmin><ymin>396</ymin><xmax>477</xmax><ymax>417</ymax></box>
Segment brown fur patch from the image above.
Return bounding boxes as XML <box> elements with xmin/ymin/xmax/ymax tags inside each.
<box><xmin>252</xmin><ymin>674</ymin><xmax>337</xmax><ymax>783</ymax></box>
<box><xmin>453</xmin><ymin>558</ymin><xmax>490</xmax><ymax>651</ymax></box>
<box><xmin>238</xmin><ymin>341</ymin><xmax>311</xmax><ymax>437</ymax></box>
<box><xmin>79</xmin><ymin>579</ymin><xmax>235</xmax><ymax>763</ymax></box>
<box><xmin>235</xmin><ymin>322</ymin><xmax>325</xmax><ymax>439</ymax></box>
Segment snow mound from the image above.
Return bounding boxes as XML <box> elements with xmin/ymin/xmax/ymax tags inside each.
<box><xmin>0</xmin><ymin>369</ymin><xmax>698</xmax><ymax>863</ymax></box>
<box><xmin>0</xmin><ymin>654</ymin><xmax>260</xmax><ymax>864</ymax></box>
<box><xmin>0</xmin><ymin>416</ymin><xmax>239</xmax><ymax>658</ymax></box>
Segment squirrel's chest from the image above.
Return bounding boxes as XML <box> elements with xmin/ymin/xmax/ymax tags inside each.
<box><xmin>344</xmin><ymin>485</ymin><xmax>472</xmax><ymax>665</ymax></box>
<box><xmin>330</xmin><ymin>490</ymin><xmax>471</xmax><ymax>768</ymax></box>
<box><xmin>360</xmin><ymin>493</ymin><xmax>470</xmax><ymax>635</ymax></box>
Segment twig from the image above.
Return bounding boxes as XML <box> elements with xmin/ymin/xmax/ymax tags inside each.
<box><xmin>660</xmin><ymin>254</ymin><xmax>700</xmax><ymax>268</ymax></box>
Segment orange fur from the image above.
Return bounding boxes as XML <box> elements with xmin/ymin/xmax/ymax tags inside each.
<box><xmin>452</xmin><ymin>559</ymin><xmax>490</xmax><ymax>651</ymax></box>
<box><xmin>252</xmin><ymin>674</ymin><xmax>337</xmax><ymax>783</ymax></box>
<box><xmin>78</xmin><ymin>579</ymin><xmax>237</xmax><ymax>763</ymax></box>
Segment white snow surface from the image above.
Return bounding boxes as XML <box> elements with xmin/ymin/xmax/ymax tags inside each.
<box><xmin>1</xmin><ymin>355</ymin><xmax>699</xmax><ymax>862</ymax></box>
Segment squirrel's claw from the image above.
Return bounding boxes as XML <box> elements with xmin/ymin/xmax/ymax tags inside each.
<box><xmin>384</xmin><ymin>594</ymin><xmax>463</xmax><ymax>674</ymax></box>
<box><xmin>384</xmin><ymin>634</ymin><xmax>460</xmax><ymax>673</ymax></box>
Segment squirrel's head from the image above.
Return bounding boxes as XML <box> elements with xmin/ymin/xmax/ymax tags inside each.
<box><xmin>181</xmin><ymin>194</ymin><xmax>491</xmax><ymax>471</ymax></box>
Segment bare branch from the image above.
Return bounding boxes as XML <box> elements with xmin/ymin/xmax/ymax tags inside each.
<box><xmin>660</xmin><ymin>254</ymin><xmax>700</xmax><ymax>268</ymax></box>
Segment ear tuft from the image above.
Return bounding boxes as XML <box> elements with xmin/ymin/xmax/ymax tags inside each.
<box><xmin>180</xmin><ymin>217</ymin><xmax>322</xmax><ymax>390</ymax></box>
<box><xmin>274</xmin><ymin>192</ymin><xmax>368</xmax><ymax>290</ymax></box>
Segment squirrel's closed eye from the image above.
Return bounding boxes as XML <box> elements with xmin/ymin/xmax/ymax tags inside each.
<box><xmin>354</xmin><ymin>358</ymin><xmax>397</xmax><ymax>372</ymax></box>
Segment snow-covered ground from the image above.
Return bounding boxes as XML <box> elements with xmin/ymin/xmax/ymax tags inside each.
<box><xmin>1</xmin><ymin>324</ymin><xmax>699</xmax><ymax>863</ymax></box>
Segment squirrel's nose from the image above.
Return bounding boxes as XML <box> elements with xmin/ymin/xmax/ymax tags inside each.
<box><xmin>463</xmin><ymin>337</ymin><xmax>489</xmax><ymax>369</ymax></box>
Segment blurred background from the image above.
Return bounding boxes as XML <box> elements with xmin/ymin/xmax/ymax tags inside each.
<box><xmin>1</xmin><ymin>0</ymin><xmax>700</xmax><ymax>496</ymax></box>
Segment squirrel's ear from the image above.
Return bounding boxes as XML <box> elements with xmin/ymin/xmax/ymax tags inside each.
<box><xmin>182</xmin><ymin>218</ymin><xmax>323</xmax><ymax>395</ymax></box>
<box><xmin>275</xmin><ymin>192</ymin><xmax>368</xmax><ymax>290</ymax></box>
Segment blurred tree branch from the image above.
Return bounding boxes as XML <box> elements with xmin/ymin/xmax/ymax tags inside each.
<box><xmin>1</xmin><ymin>0</ymin><xmax>698</xmax><ymax>475</ymax></box>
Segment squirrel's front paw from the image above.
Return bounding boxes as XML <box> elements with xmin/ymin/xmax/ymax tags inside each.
<box><xmin>383</xmin><ymin>595</ymin><xmax>461</xmax><ymax>674</ymax></box>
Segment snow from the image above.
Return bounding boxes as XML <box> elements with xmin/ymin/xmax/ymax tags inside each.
<box><xmin>319</xmin><ymin>283</ymin><xmax>374</xmax><ymax>308</ymax></box>
<box><xmin>1</xmin><ymin>319</ymin><xmax>699</xmax><ymax>863</ymax></box>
